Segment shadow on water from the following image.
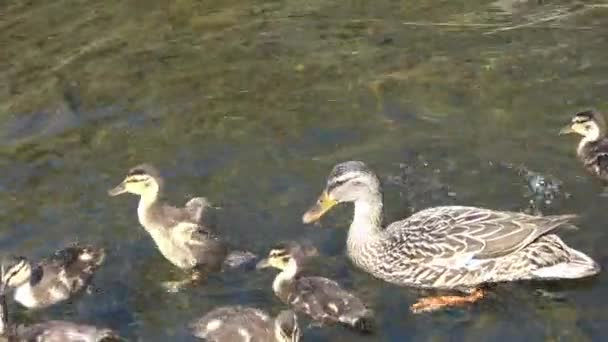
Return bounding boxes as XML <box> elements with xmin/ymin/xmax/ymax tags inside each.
<box><xmin>1</xmin><ymin>0</ymin><xmax>608</xmax><ymax>340</ymax></box>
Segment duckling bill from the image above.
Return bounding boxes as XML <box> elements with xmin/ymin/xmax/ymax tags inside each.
<box><xmin>302</xmin><ymin>161</ymin><xmax>600</xmax><ymax>313</ymax></box>
<box><xmin>560</xmin><ymin>110</ymin><xmax>608</xmax><ymax>184</ymax></box>
<box><xmin>1</xmin><ymin>245</ymin><xmax>104</xmax><ymax>310</ymax></box>
<box><xmin>109</xmin><ymin>164</ymin><xmax>256</xmax><ymax>291</ymax></box>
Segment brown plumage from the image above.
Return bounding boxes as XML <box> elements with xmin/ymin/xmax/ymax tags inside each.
<box><xmin>257</xmin><ymin>244</ymin><xmax>374</xmax><ymax>333</ymax></box>
<box><xmin>2</xmin><ymin>245</ymin><xmax>105</xmax><ymax>309</ymax></box>
<box><xmin>190</xmin><ymin>306</ymin><xmax>301</xmax><ymax>342</ymax></box>
<box><xmin>301</xmin><ymin>161</ymin><xmax>600</xmax><ymax>290</ymax></box>
<box><xmin>560</xmin><ymin>110</ymin><xmax>608</xmax><ymax>182</ymax></box>
<box><xmin>108</xmin><ymin>164</ymin><xmax>256</xmax><ymax>274</ymax></box>
<box><xmin>0</xmin><ymin>288</ymin><xmax>119</xmax><ymax>342</ymax></box>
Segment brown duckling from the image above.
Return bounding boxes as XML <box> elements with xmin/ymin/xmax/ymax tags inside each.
<box><xmin>1</xmin><ymin>245</ymin><xmax>104</xmax><ymax>309</ymax></box>
<box><xmin>108</xmin><ymin>164</ymin><xmax>256</xmax><ymax>291</ymax></box>
<box><xmin>256</xmin><ymin>243</ymin><xmax>374</xmax><ymax>333</ymax></box>
<box><xmin>560</xmin><ymin>110</ymin><xmax>608</xmax><ymax>184</ymax></box>
<box><xmin>190</xmin><ymin>306</ymin><xmax>301</xmax><ymax>342</ymax></box>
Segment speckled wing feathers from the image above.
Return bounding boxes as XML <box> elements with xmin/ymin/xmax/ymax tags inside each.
<box><xmin>385</xmin><ymin>206</ymin><xmax>575</xmax><ymax>260</ymax></box>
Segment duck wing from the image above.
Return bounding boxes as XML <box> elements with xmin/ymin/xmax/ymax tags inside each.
<box><xmin>173</xmin><ymin>222</ymin><xmax>228</xmax><ymax>267</ymax></box>
<box><xmin>185</xmin><ymin>197</ymin><xmax>213</xmax><ymax>224</ymax></box>
<box><xmin>388</xmin><ymin>206</ymin><xmax>576</xmax><ymax>260</ymax></box>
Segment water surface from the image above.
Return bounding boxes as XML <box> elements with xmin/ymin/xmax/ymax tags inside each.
<box><xmin>1</xmin><ymin>0</ymin><xmax>608</xmax><ymax>340</ymax></box>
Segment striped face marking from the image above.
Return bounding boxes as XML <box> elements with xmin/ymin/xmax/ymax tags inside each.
<box><xmin>268</xmin><ymin>249</ymin><xmax>292</xmax><ymax>270</ymax></box>
<box><xmin>2</xmin><ymin>258</ymin><xmax>32</xmax><ymax>288</ymax></box>
<box><xmin>109</xmin><ymin>173</ymin><xmax>155</xmax><ymax>196</ymax></box>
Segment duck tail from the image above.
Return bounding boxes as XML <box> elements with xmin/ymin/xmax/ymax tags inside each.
<box><xmin>341</xmin><ymin>310</ymin><xmax>375</xmax><ymax>334</ymax></box>
<box><xmin>65</xmin><ymin>245</ymin><xmax>105</xmax><ymax>276</ymax></box>
<box><xmin>78</xmin><ymin>246</ymin><xmax>106</xmax><ymax>268</ymax></box>
<box><xmin>531</xmin><ymin>239</ymin><xmax>600</xmax><ymax>280</ymax></box>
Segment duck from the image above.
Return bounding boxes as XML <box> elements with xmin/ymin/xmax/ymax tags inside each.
<box><xmin>108</xmin><ymin>164</ymin><xmax>256</xmax><ymax>290</ymax></box>
<box><xmin>301</xmin><ymin>161</ymin><xmax>600</xmax><ymax>313</ymax></box>
<box><xmin>190</xmin><ymin>305</ymin><xmax>301</xmax><ymax>342</ymax></box>
<box><xmin>1</xmin><ymin>245</ymin><xmax>105</xmax><ymax>309</ymax></box>
<box><xmin>559</xmin><ymin>110</ymin><xmax>608</xmax><ymax>184</ymax></box>
<box><xmin>0</xmin><ymin>271</ymin><xmax>119</xmax><ymax>342</ymax></box>
<box><xmin>256</xmin><ymin>243</ymin><xmax>374</xmax><ymax>332</ymax></box>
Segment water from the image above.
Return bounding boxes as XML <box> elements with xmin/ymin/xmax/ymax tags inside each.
<box><xmin>1</xmin><ymin>0</ymin><xmax>608</xmax><ymax>340</ymax></box>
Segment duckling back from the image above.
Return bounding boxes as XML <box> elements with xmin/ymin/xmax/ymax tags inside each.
<box><xmin>14</xmin><ymin>245</ymin><xmax>105</xmax><ymax>309</ymax></box>
<box><xmin>56</xmin><ymin>245</ymin><xmax>105</xmax><ymax>277</ymax></box>
<box><xmin>17</xmin><ymin>320</ymin><xmax>120</xmax><ymax>342</ymax></box>
<box><xmin>288</xmin><ymin>276</ymin><xmax>375</xmax><ymax>333</ymax></box>
<box><xmin>190</xmin><ymin>306</ymin><xmax>275</xmax><ymax>342</ymax></box>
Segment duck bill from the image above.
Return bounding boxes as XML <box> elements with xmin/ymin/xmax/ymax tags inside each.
<box><xmin>302</xmin><ymin>191</ymin><xmax>337</xmax><ymax>224</ymax></box>
<box><xmin>108</xmin><ymin>182</ymin><xmax>127</xmax><ymax>196</ymax></box>
<box><xmin>255</xmin><ymin>258</ymin><xmax>271</xmax><ymax>269</ymax></box>
<box><xmin>559</xmin><ymin>125</ymin><xmax>575</xmax><ymax>135</ymax></box>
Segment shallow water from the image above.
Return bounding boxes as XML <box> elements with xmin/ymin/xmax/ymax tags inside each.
<box><xmin>1</xmin><ymin>0</ymin><xmax>608</xmax><ymax>340</ymax></box>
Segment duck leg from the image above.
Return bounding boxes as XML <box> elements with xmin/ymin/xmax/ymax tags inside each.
<box><xmin>161</xmin><ymin>270</ymin><xmax>206</xmax><ymax>293</ymax></box>
<box><xmin>410</xmin><ymin>288</ymin><xmax>485</xmax><ymax>314</ymax></box>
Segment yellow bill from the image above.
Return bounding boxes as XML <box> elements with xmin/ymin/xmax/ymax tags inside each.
<box><xmin>108</xmin><ymin>181</ymin><xmax>127</xmax><ymax>196</ymax></box>
<box><xmin>255</xmin><ymin>258</ymin><xmax>271</xmax><ymax>269</ymax></box>
<box><xmin>559</xmin><ymin>124</ymin><xmax>575</xmax><ymax>135</ymax></box>
<box><xmin>302</xmin><ymin>191</ymin><xmax>337</xmax><ymax>224</ymax></box>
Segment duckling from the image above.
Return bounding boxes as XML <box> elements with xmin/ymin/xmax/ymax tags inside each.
<box><xmin>190</xmin><ymin>306</ymin><xmax>301</xmax><ymax>342</ymax></box>
<box><xmin>256</xmin><ymin>243</ymin><xmax>374</xmax><ymax>333</ymax></box>
<box><xmin>108</xmin><ymin>164</ymin><xmax>255</xmax><ymax>290</ymax></box>
<box><xmin>560</xmin><ymin>110</ymin><xmax>608</xmax><ymax>185</ymax></box>
<box><xmin>0</xmin><ymin>270</ymin><xmax>119</xmax><ymax>342</ymax></box>
<box><xmin>1</xmin><ymin>245</ymin><xmax>104</xmax><ymax>309</ymax></box>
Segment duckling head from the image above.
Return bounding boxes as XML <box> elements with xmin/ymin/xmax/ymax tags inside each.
<box><xmin>302</xmin><ymin>161</ymin><xmax>381</xmax><ymax>224</ymax></box>
<box><xmin>255</xmin><ymin>244</ymin><xmax>298</xmax><ymax>271</ymax></box>
<box><xmin>1</xmin><ymin>257</ymin><xmax>32</xmax><ymax>292</ymax></box>
<box><xmin>560</xmin><ymin>110</ymin><xmax>606</xmax><ymax>141</ymax></box>
<box><xmin>274</xmin><ymin>310</ymin><xmax>301</xmax><ymax>342</ymax></box>
<box><xmin>108</xmin><ymin>164</ymin><xmax>163</xmax><ymax>200</ymax></box>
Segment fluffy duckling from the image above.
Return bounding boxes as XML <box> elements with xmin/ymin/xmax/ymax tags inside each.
<box><xmin>560</xmin><ymin>110</ymin><xmax>608</xmax><ymax>184</ymax></box>
<box><xmin>1</xmin><ymin>245</ymin><xmax>104</xmax><ymax>309</ymax></box>
<box><xmin>109</xmin><ymin>164</ymin><xmax>255</xmax><ymax>290</ymax></box>
<box><xmin>257</xmin><ymin>243</ymin><xmax>374</xmax><ymax>333</ymax></box>
<box><xmin>0</xmin><ymin>274</ymin><xmax>119</xmax><ymax>341</ymax></box>
<box><xmin>190</xmin><ymin>306</ymin><xmax>301</xmax><ymax>342</ymax></box>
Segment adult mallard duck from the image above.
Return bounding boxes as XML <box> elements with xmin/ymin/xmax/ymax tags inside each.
<box><xmin>256</xmin><ymin>243</ymin><xmax>374</xmax><ymax>332</ymax></box>
<box><xmin>560</xmin><ymin>110</ymin><xmax>608</xmax><ymax>184</ymax></box>
<box><xmin>302</xmin><ymin>161</ymin><xmax>600</xmax><ymax>313</ymax></box>
<box><xmin>108</xmin><ymin>164</ymin><xmax>256</xmax><ymax>291</ymax></box>
<box><xmin>190</xmin><ymin>306</ymin><xmax>301</xmax><ymax>342</ymax></box>
<box><xmin>0</xmin><ymin>275</ymin><xmax>119</xmax><ymax>342</ymax></box>
<box><xmin>1</xmin><ymin>245</ymin><xmax>105</xmax><ymax>309</ymax></box>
